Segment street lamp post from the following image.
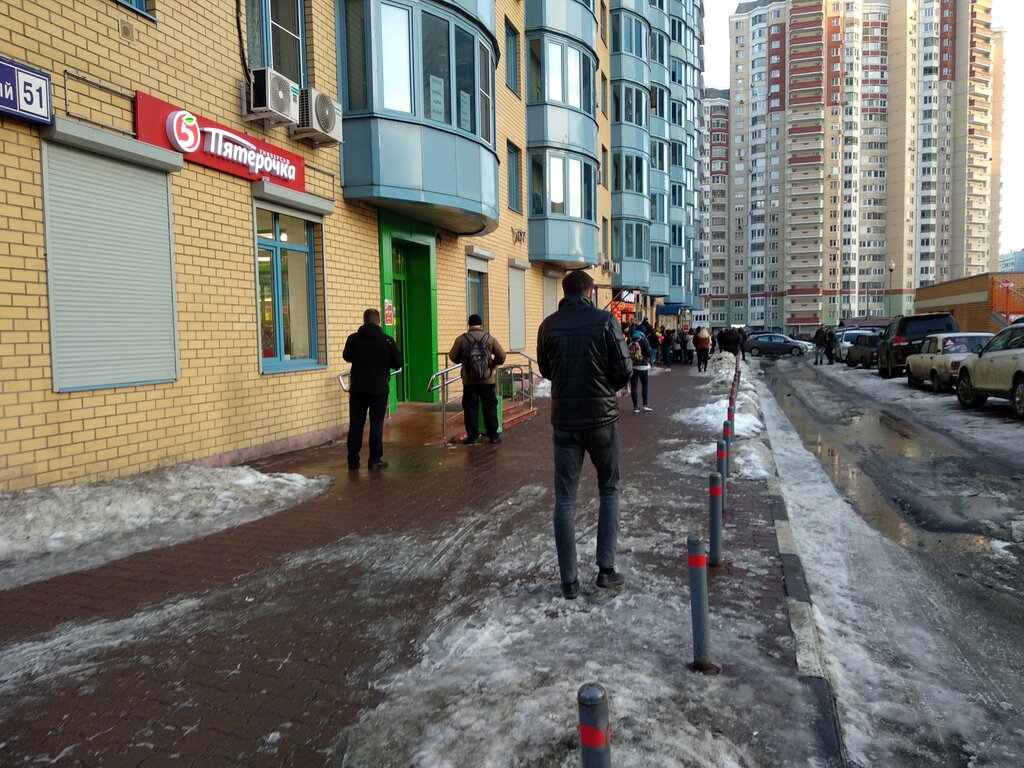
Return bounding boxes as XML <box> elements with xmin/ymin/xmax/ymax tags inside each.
<box><xmin>888</xmin><ymin>260</ymin><xmax>896</xmax><ymax>317</ymax></box>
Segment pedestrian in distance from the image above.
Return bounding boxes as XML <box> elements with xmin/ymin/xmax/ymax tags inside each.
<box><xmin>627</xmin><ymin>329</ymin><xmax>653</xmax><ymax>413</ymax></box>
<box><xmin>812</xmin><ymin>326</ymin><xmax>828</xmax><ymax>365</ymax></box>
<box><xmin>684</xmin><ymin>329</ymin><xmax>696</xmax><ymax>365</ymax></box>
<box><xmin>537</xmin><ymin>269</ymin><xmax>633</xmax><ymax>600</ymax></box>
<box><xmin>694</xmin><ymin>326</ymin><xmax>712</xmax><ymax>372</ymax></box>
<box><xmin>449</xmin><ymin>314</ymin><xmax>506</xmax><ymax>445</ymax></box>
<box><xmin>342</xmin><ymin>307</ymin><xmax>403</xmax><ymax>471</ymax></box>
<box><xmin>672</xmin><ymin>328</ymin><xmax>683</xmax><ymax>365</ymax></box>
<box><xmin>661</xmin><ymin>328</ymin><xmax>674</xmax><ymax>370</ymax></box>
<box><xmin>825</xmin><ymin>326</ymin><xmax>837</xmax><ymax>365</ymax></box>
<box><xmin>738</xmin><ymin>327</ymin><xmax>748</xmax><ymax>362</ymax></box>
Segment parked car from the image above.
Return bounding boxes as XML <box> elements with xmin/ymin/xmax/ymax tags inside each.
<box><xmin>905</xmin><ymin>333</ymin><xmax>994</xmax><ymax>392</ymax></box>
<box><xmin>845</xmin><ymin>332</ymin><xmax>881</xmax><ymax>369</ymax></box>
<box><xmin>743</xmin><ymin>333</ymin><xmax>807</xmax><ymax>357</ymax></box>
<box><xmin>955</xmin><ymin>319</ymin><xmax>1024</xmax><ymax>418</ymax></box>
<box><xmin>835</xmin><ymin>328</ymin><xmax>875</xmax><ymax>361</ymax></box>
<box><xmin>877</xmin><ymin>312</ymin><xmax>959</xmax><ymax>379</ymax></box>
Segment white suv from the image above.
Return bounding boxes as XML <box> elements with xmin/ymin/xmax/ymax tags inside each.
<box><xmin>956</xmin><ymin>319</ymin><xmax>1024</xmax><ymax>418</ymax></box>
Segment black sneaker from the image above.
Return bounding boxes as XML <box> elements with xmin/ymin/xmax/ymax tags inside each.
<box><xmin>595</xmin><ymin>569</ymin><xmax>624</xmax><ymax>590</ymax></box>
<box><xmin>367</xmin><ymin>460</ymin><xmax>389</xmax><ymax>470</ymax></box>
<box><xmin>561</xmin><ymin>580</ymin><xmax>579</xmax><ymax>600</ymax></box>
<box><xmin>459</xmin><ymin>436</ymin><xmax>478</xmax><ymax>445</ymax></box>
<box><xmin>488</xmin><ymin>435</ymin><xmax>502</xmax><ymax>444</ymax></box>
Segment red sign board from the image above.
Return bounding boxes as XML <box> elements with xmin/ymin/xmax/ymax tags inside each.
<box><xmin>998</xmin><ymin>280</ymin><xmax>1015</xmax><ymax>289</ymax></box>
<box><xmin>383</xmin><ymin>299</ymin><xmax>394</xmax><ymax>326</ymax></box>
<box><xmin>134</xmin><ymin>92</ymin><xmax>305</xmax><ymax>192</ymax></box>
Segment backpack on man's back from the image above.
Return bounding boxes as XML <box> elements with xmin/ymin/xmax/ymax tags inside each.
<box><xmin>464</xmin><ymin>332</ymin><xmax>493</xmax><ymax>381</ymax></box>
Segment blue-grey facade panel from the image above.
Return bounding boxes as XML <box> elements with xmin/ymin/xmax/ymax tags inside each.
<box><xmin>526</xmin><ymin>104</ymin><xmax>599</xmax><ymax>158</ymax></box>
<box><xmin>523</xmin><ymin>0</ymin><xmax>597</xmax><ymax>50</ymax></box>
<box><xmin>650</xmin><ymin>169</ymin><xmax>670</xmax><ymax>195</ymax></box>
<box><xmin>648</xmin><ymin>273</ymin><xmax>670</xmax><ymax>298</ymax></box>
<box><xmin>613</xmin><ymin>190</ymin><xmax>649</xmax><ymax>220</ymax></box>
<box><xmin>650</xmin><ymin>115</ymin><xmax>669</xmax><ymax>140</ymax></box>
<box><xmin>528</xmin><ymin>218</ymin><xmax>600</xmax><ymax>268</ymax></box>
<box><xmin>343</xmin><ymin>116</ymin><xmax>498</xmax><ymax>234</ymax></box>
<box><xmin>613</xmin><ymin>259</ymin><xmax>650</xmax><ymax>290</ymax></box>
<box><xmin>611</xmin><ymin>56</ymin><xmax>650</xmax><ymax>88</ymax></box>
<box><xmin>611</xmin><ymin>0</ymin><xmax>650</xmax><ymax>18</ymax></box>
<box><xmin>610</xmin><ymin>123</ymin><xmax>649</xmax><ymax>155</ymax></box>
<box><xmin>649</xmin><ymin>64</ymin><xmax>669</xmax><ymax>89</ymax></box>
<box><xmin>446</xmin><ymin>0</ymin><xmax>495</xmax><ymax>38</ymax></box>
<box><xmin>650</xmin><ymin>221</ymin><xmax>669</xmax><ymax>245</ymax></box>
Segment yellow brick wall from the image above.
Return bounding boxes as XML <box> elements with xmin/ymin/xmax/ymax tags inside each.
<box><xmin>0</xmin><ymin>0</ymin><xmax>368</xmax><ymax>489</ymax></box>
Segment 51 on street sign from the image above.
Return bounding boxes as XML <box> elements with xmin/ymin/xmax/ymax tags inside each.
<box><xmin>0</xmin><ymin>56</ymin><xmax>53</xmax><ymax>126</ymax></box>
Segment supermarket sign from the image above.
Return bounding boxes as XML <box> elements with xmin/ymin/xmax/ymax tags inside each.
<box><xmin>134</xmin><ymin>91</ymin><xmax>305</xmax><ymax>192</ymax></box>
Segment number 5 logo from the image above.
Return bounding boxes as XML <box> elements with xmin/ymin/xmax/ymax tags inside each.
<box><xmin>166</xmin><ymin>110</ymin><xmax>202</xmax><ymax>153</ymax></box>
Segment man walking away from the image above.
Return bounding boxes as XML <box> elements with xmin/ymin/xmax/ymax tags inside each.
<box><xmin>343</xmin><ymin>308</ymin><xmax>403</xmax><ymax>471</ymax></box>
<box><xmin>449</xmin><ymin>314</ymin><xmax>506</xmax><ymax>444</ymax></box>
<box><xmin>537</xmin><ymin>270</ymin><xmax>632</xmax><ymax>599</ymax></box>
<box><xmin>825</xmin><ymin>326</ymin><xmax>837</xmax><ymax>365</ymax></box>
<box><xmin>813</xmin><ymin>326</ymin><xmax>827</xmax><ymax>365</ymax></box>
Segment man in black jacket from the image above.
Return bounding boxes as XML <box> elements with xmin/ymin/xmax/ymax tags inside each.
<box><xmin>537</xmin><ymin>270</ymin><xmax>633</xmax><ymax>599</ymax></box>
<box><xmin>342</xmin><ymin>308</ymin><xmax>402</xmax><ymax>471</ymax></box>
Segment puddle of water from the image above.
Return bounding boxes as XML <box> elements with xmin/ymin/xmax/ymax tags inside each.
<box><xmin>765</xmin><ymin>371</ymin><xmax>992</xmax><ymax>557</ymax></box>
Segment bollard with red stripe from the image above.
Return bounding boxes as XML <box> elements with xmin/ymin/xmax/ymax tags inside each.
<box><xmin>687</xmin><ymin>535</ymin><xmax>717</xmax><ymax>673</ymax></box>
<box><xmin>716</xmin><ymin>439</ymin><xmax>729</xmax><ymax>492</ymax></box>
<box><xmin>709</xmin><ymin>472</ymin><xmax>723</xmax><ymax>566</ymax></box>
<box><xmin>722</xmin><ymin>420</ymin><xmax>733</xmax><ymax>478</ymax></box>
<box><xmin>577</xmin><ymin>683</ymin><xmax>611</xmax><ymax>768</ymax></box>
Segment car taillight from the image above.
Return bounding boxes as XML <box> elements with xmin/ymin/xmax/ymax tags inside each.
<box><xmin>871</xmin><ymin>351</ymin><xmax>877</xmax><ymax>360</ymax></box>
<box><xmin>892</xmin><ymin>336</ymin><xmax>910</xmax><ymax>346</ymax></box>
<box><xmin>950</xmin><ymin>361</ymin><xmax>960</xmax><ymax>372</ymax></box>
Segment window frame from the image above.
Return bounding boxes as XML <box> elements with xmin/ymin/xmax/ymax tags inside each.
<box><xmin>506</xmin><ymin>142</ymin><xmax>522</xmax><ymax>212</ymax></box>
<box><xmin>504</xmin><ymin>19</ymin><xmax>520</xmax><ymax>95</ymax></box>
<box><xmin>256</xmin><ymin>210</ymin><xmax>324</xmax><ymax>374</ymax></box>
<box><xmin>248</xmin><ymin>0</ymin><xmax>307</xmax><ymax>86</ymax></box>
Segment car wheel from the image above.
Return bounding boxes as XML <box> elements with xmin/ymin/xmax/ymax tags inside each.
<box><xmin>930</xmin><ymin>371</ymin><xmax>943</xmax><ymax>394</ymax></box>
<box><xmin>879</xmin><ymin>354</ymin><xmax>891</xmax><ymax>379</ymax></box>
<box><xmin>1012</xmin><ymin>377</ymin><xmax>1024</xmax><ymax>419</ymax></box>
<box><xmin>906</xmin><ymin>367</ymin><xmax>918</xmax><ymax>387</ymax></box>
<box><xmin>956</xmin><ymin>371</ymin><xmax>988</xmax><ymax>409</ymax></box>
<box><xmin>790</xmin><ymin>347</ymin><xmax>802</xmax><ymax>357</ymax></box>
<box><xmin>749</xmin><ymin>347</ymin><xmax>761</xmax><ymax>357</ymax></box>
<box><xmin>846</xmin><ymin>356</ymin><xmax>856</xmax><ymax>368</ymax></box>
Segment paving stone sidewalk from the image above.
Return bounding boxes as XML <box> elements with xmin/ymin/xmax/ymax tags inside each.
<box><xmin>0</xmin><ymin>361</ymin><xmax>838</xmax><ymax>767</ymax></box>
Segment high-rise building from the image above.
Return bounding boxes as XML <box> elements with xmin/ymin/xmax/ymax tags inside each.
<box><xmin>710</xmin><ymin>0</ymin><xmax>1002</xmax><ymax>334</ymax></box>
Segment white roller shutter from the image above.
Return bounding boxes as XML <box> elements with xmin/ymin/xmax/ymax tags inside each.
<box><xmin>44</xmin><ymin>143</ymin><xmax>178</xmax><ymax>392</ymax></box>
<box><xmin>508</xmin><ymin>266</ymin><xmax>526</xmax><ymax>351</ymax></box>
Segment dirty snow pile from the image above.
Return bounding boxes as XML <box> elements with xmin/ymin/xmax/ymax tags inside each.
<box><xmin>0</xmin><ymin>464</ymin><xmax>330</xmax><ymax>588</ymax></box>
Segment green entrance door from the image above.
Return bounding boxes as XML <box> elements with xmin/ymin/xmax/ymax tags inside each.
<box><xmin>382</xmin><ymin>237</ymin><xmax>434</xmax><ymax>405</ymax></box>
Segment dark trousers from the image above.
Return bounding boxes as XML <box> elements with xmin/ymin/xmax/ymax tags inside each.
<box><xmin>553</xmin><ymin>422</ymin><xmax>621</xmax><ymax>585</ymax></box>
<box><xmin>696</xmin><ymin>349</ymin><xmax>710</xmax><ymax>371</ymax></box>
<box><xmin>629</xmin><ymin>369</ymin><xmax>649</xmax><ymax>409</ymax></box>
<box><xmin>462</xmin><ymin>382</ymin><xmax>499</xmax><ymax>439</ymax></box>
<box><xmin>347</xmin><ymin>392</ymin><xmax>388</xmax><ymax>467</ymax></box>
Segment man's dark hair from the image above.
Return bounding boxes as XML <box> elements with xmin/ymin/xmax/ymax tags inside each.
<box><xmin>363</xmin><ymin>308</ymin><xmax>381</xmax><ymax>325</ymax></box>
<box><xmin>562</xmin><ymin>269</ymin><xmax>595</xmax><ymax>297</ymax></box>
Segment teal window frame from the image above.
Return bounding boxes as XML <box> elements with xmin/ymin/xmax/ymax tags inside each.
<box><xmin>115</xmin><ymin>0</ymin><xmax>154</xmax><ymax>17</ymax></box>
<box><xmin>468</xmin><ymin>270</ymin><xmax>486</xmax><ymax>320</ymax></box>
<box><xmin>507</xmin><ymin>142</ymin><xmax>522</xmax><ymax>212</ymax></box>
<box><xmin>505</xmin><ymin>19</ymin><xmax>520</xmax><ymax>95</ymax></box>
<box><xmin>256</xmin><ymin>212</ymin><xmax>323</xmax><ymax>373</ymax></box>
<box><xmin>247</xmin><ymin>0</ymin><xmax>307</xmax><ymax>86</ymax></box>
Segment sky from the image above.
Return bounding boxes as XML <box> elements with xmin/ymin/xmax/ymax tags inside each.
<box><xmin>702</xmin><ymin>1</ymin><xmax>1023</xmax><ymax>254</ymax></box>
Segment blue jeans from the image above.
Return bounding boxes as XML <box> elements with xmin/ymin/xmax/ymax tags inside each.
<box><xmin>629</xmin><ymin>369</ymin><xmax>649</xmax><ymax>409</ymax></box>
<box><xmin>552</xmin><ymin>422</ymin><xmax>621</xmax><ymax>585</ymax></box>
<box><xmin>814</xmin><ymin>346</ymin><xmax>825</xmax><ymax>364</ymax></box>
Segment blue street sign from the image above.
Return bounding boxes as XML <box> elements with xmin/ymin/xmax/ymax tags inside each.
<box><xmin>0</xmin><ymin>56</ymin><xmax>53</xmax><ymax>126</ymax></box>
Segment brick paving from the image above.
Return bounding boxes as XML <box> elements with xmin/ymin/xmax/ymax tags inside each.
<box><xmin>0</xmin><ymin>363</ymin><xmax>823</xmax><ymax>766</ymax></box>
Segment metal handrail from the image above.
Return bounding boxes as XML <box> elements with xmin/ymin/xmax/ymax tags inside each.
<box><xmin>338</xmin><ymin>368</ymin><xmax>402</xmax><ymax>419</ymax></box>
<box><xmin>427</xmin><ymin>353</ymin><xmax>542</xmax><ymax>441</ymax></box>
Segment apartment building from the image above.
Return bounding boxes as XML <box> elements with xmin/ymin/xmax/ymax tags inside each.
<box><xmin>605</xmin><ymin>0</ymin><xmax>705</xmax><ymax>321</ymax></box>
<box><xmin>0</xmin><ymin>0</ymin><xmax>706</xmax><ymax>490</ymax></box>
<box><xmin>707</xmin><ymin>0</ymin><xmax>1002</xmax><ymax>335</ymax></box>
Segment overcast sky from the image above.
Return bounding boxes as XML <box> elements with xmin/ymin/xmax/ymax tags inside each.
<box><xmin>702</xmin><ymin>1</ymin><xmax>1022</xmax><ymax>255</ymax></box>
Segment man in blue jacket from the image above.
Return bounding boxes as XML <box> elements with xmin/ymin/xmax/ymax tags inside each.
<box><xmin>343</xmin><ymin>308</ymin><xmax>402</xmax><ymax>471</ymax></box>
<box><xmin>537</xmin><ymin>270</ymin><xmax>633</xmax><ymax>599</ymax></box>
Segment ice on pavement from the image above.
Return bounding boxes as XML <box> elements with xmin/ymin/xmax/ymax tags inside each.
<box><xmin>0</xmin><ymin>464</ymin><xmax>330</xmax><ymax>589</ymax></box>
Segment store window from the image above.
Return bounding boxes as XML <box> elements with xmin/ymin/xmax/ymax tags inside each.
<box><xmin>256</xmin><ymin>209</ymin><xmax>325</xmax><ymax>372</ymax></box>
<box><xmin>467</xmin><ymin>269</ymin><xmax>487</xmax><ymax>320</ymax></box>
<box><xmin>247</xmin><ymin>0</ymin><xmax>305</xmax><ymax>85</ymax></box>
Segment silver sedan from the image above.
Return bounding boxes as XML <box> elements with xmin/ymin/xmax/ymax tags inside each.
<box><xmin>905</xmin><ymin>332</ymin><xmax>994</xmax><ymax>392</ymax></box>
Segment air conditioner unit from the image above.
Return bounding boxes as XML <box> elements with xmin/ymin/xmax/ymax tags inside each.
<box><xmin>244</xmin><ymin>67</ymin><xmax>301</xmax><ymax>126</ymax></box>
<box><xmin>611</xmin><ymin>262</ymin><xmax>621</xmax><ymax>275</ymax></box>
<box><xmin>290</xmin><ymin>88</ymin><xmax>343</xmax><ymax>145</ymax></box>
